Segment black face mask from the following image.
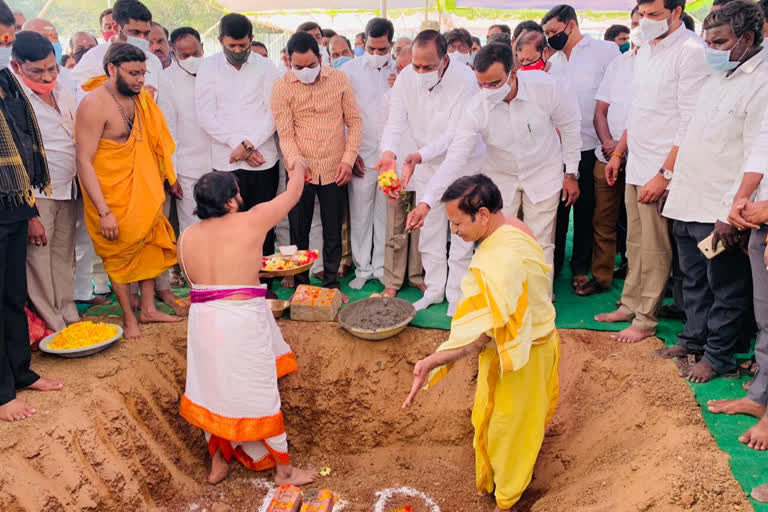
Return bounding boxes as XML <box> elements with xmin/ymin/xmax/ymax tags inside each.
<box><xmin>547</xmin><ymin>29</ymin><xmax>570</xmax><ymax>51</ymax></box>
<box><xmin>223</xmin><ymin>46</ymin><xmax>250</xmax><ymax>67</ymax></box>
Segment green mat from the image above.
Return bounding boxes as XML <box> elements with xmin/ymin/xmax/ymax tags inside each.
<box><xmin>77</xmin><ymin>244</ymin><xmax>767</xmax><ymax>509</ymax></box>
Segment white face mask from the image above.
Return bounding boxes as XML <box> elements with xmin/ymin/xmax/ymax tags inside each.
<box><xmin>178</xmin><ymin>56</ymin><xmax>202</xmax><ymax>75</ymax></box>
<box><xmin>449</xmin><ymin>51</ymin><xmax>471</xmax><ymax>67</ymax></box>
<box><xmin>482</xmin><ymin>71</ymin><xmax>512</xmax><ymax>104</ymax></box>
<box><xmin>416</xmin><ymin>60</ymin><xmax>444</xmax><ymax>90</ymax></box>
<box><xmin>293</xmin><ymin>65</ymin><xmax>321</xmax><ymax>84</ymax></box>
<box><xmin>629</xmin><ymin>27</ymin><xmax>644</xmax><ymax>48</ymax></box>
<box><xmin>364</xmin><ymin>51</ymin><xmax>390</xmax><ymax>69</ymax></box>
<box><xmin>0</xmin><ymin>47</ymin><xmax>11</xmax><ymax>70</ymax></box>
<box><xmin>125</xmin><ymin>34</ymin><xmax>150</xmax><ymax>53</ymax></box>
<box><xmin>635</xmin><ymin>15</ymin><xmax>671</xmax><ymax>45</ymax></box>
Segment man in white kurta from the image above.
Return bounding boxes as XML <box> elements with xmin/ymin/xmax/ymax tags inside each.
<box><xmin>378</xmin><ymin>30</ymin><xmax>483</xmax><ymax>315</ymax></box>
<box><xmin>410</xmin><ymin>43</ymin><xmax>582</xmax><ymax>292</ymax></box>
<box><xmin>341</xmin><ymin>17</ymin><xmax>396</xmax><ymax>289</ymax></box>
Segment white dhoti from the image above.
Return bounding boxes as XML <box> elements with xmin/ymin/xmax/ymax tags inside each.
<box><xmin>348</xmin><ymin>167</ymin><xmax>387</xmax><ymax>286</ymax></box>
<box><xmin>179</xmin><ymin>285</ymin><xmax>297</xmax><ymax>470</ymax></box>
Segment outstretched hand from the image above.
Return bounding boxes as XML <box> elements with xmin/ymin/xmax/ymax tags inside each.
<box><xmin>402</xmin><ymin>358</ymin><xmax>431</xmax><ymax>408</ymax></box>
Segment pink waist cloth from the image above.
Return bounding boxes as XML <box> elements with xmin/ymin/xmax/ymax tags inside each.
<box><xmin>190</xmin><ymin>287</ymin><xmax>267</xmax><ymax>303</ymax></box>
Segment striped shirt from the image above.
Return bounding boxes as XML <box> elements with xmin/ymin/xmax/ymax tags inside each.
<box><xmin>271</xmin><ymin>66</ymin><xmax>363</xmax><ymax>185</ymax></box>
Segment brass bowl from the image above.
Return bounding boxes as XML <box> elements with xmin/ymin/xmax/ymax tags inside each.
<box><xmin>267</xmin><ymin>299</ymin><xmax>290</xmax><ymax>319</ymax></box>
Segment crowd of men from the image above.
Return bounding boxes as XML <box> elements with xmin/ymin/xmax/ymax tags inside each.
<box><xmin>3</xmin><ymin>0</ymin><xmax>768</xmax><ymax>506</ymax></box>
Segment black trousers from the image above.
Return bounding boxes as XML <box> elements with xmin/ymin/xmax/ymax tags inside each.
<box><xmin>231</xmin><ymin>164</ymin><xmax>280</xmax><ymax>256</ymax></box>
<box><xmin>289</xmin><ymin>182</ymin><xmax>346</xmax><ymax>289</ymax></box>
<box><xmin>0</xmin><ymin>220</ymin><xmax>39</xmax><ymax>405</ymax></box>
<box><xmin>554</xmin><ymin>150</ymin><xmax>597</xmax><ymax>278</ymax></box>
<box><xmin>673</xmin><ymin>220</ymin><xmax>752</xmax><ymax>374</ymax></box>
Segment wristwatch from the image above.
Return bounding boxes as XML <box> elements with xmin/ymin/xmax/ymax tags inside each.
<box><xmin>565</xmin><ymin>171</ymin><xmax>580</xmax><ymax>180</ymax></box>
<box><xmin>659</xmin><ymin>168</ymin><xmax>673</xmax><ymax>180</ymax></box>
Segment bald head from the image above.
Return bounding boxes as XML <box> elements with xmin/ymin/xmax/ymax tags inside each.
<box><xmin>70</xmin><ymin>31</ymin><xmax>98</xmax><ymax>53</ymax></box>
<box><xmin>396</xmin><ymin>43</ymin><xmax>412</xmax><ymax>71</ymax></box>
<box><xmin>22</xmin><ymin>18</ymin><xmax>59</xmax><ymax>43</ymax></box>
<box><xmin>393</xmin><ymin>36</ymin><xmax>412</xmax><ymax>58</ymax></box>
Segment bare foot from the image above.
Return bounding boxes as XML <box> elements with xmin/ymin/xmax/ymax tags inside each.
<box><xmin>655</xmin><ymin>345</ymin><xmax>690</xmax><ymax>359</ymax></box>
<box><xmin>156</xmin><ymin>290</ymin><xmax>189</xmax><ymax>317</ymax></box>
<box><xmin>687</xmin><ymin>359</ymin><xmax>717</xmax><ymax>383</ymax></box>
<box><xmin>708</xmin><ymin>397</ymin><xmax>767</xmax><ymax>418</ymax></box>
<box><xmin>275</xmin><ymin>465</ymin><xmax>316</xmax><ymax>487</ymax></box>
<box><xmin>752</xmin><ymin>482</ymin><xmax>768</xmax><ymax>503</ymax></box>
<box><xmin>739</xmin><ymin>417</ymin><xmax>768</xmax><ymax>451</ymax></box>
<box><xmin>76</xmin><ymin>295</ymin><xmax>112</xmax><ymax>306</ymax></box>
<box><xmin>339</xmin><ymin>291</ymin><xmax>349</xmax><ymax>304</ymax></box>
<box><xmin>207</xmin><ymin>448</ymin><xmax>234</xmax><ymax>484</ymax></box>
<box><xmin>281</xmin><ymin>276</ymin><xmax>295</xmax><ymax>289</ymax></box>
<box><xmin>493</xmin><ymin>506</ymin><xmax>511</xmax><ymax>512</ymax></box>
<box><xmin>415</xmin><ymin>283</ymin><xmax>427</xmax><ymax>293</ymax></box>
<box><xmin>0</xmin><ymin>399</ymin><xmax>36</xmax><ymax>422</ymax></box>
<box><xmin>123</xmin><ymin>315</ymin><xmax>141</xmax><ymax>339</ymax></box>
<box><xmin>26</xmin><ymin>377</ymin><xmax>63</xmax><ymax>392</ymax></box>
<box><xmin>139</xmin><ymin>310</ymin><xmax>184</xmax><ymax>324</ymax></box>
<box><xmin>610</xmin><ymin>325</ymin><xmax>653</xmax><ymax>343</ymax></box>
<box><xmin>130</xmin><ymin>293</ymin><xmax>140</xmax><ymax>312</ymax></box>
<box><xmin>382</xmin><ymin>288</ymin><xmax>397</xmax><ymax>298</ymax></box>
<box><xmin>594</xmin><ymin>309</ymin><xmax>633</xmax><ymax>323</ymax></box>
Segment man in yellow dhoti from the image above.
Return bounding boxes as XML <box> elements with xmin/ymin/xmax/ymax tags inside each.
<box><xmin>76</xmin><ymin>42</ymin><xmax>182</xmax><ymax>338</ymax></box>
<box><xmin>403</xmin><ymin>174</ymin><xmax>560</xmax><ymax>511</ymax></box>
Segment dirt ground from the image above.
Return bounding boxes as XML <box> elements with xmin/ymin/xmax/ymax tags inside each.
<box><xmin>0</xmin><ymin>320</ymin><xmax>753</xmax><ymax>512</ymax></box>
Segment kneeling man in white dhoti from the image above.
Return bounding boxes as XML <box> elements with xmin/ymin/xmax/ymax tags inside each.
<box><xmin>177</xmin><ymin>165</ymin><xmax>314</xmax><ymax>486</ymax></box>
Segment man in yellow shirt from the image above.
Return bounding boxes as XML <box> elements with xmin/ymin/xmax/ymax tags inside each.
<box><xmin>76</xmin><ymin>42</ymin><xmax>181</xmax><ymax>338</ymax></box>
<box><xmin>403</xmin><ymin>174</ymin><xmax>560</xmax><ymax>511</ymax></box>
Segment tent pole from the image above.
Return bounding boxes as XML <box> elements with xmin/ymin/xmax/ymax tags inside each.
<box><xmin>424</xmin><ymin>0</ymin><xmax>428</xmax><ymax>20</ymax></box>
<box><xmin>381</xmin><ymin>0</ymin><xmax>387</xmax><ymax>18</ymax></box>
<box><xmin>37</xmin><ymin>0</ymin><xmax>57</xmax><ymax>17</ymax></box>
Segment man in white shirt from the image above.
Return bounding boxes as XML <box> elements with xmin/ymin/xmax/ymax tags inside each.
<box><xmin>408</xmin><ymin>42</ymin><xmax>581</xmax><ymax>291</ymax></box>
<box><xmin>660</xmin><ymin>1</ymin><xmax>766</xmax><ymax>383</ymax></box>
<box><xmin>596</xmin><ymin>0</ymin><xmax>710</xmax><ymax>343</ymax></box>
<box><xmin>377</xmin><ymin>30</ymin><xmax>481</xmax><ymax>314</ymax></box>
<box><xmin>341</xmin><ymin>18</ymin><xmax>396</xmax><ymax>290</ymax></box>
<box><xmin>576</xmin><ymin>6</ymin><xmax>640</xmax><ymax>297</ymax></box>
<box><xmin>542</xmin><ymin>4</ymin><xmax>620</xmax><ymax>290</ymax></box>
<box><xmin>444</xmin><ymin>28</ymin><xmax>474</xmax><ymax>68</ymax></box>
<box><xmin>149</xmin><ymin>22</ymin><xmax>171</xmax><ymax>70</ymax></box>
<box><xmin>196</xmin><ymin>13</ymin><xmax>281</xmax><ymax>259</ymax></box>
<box><xmin>157</xmin><ymin>27</ymin><xmax>211</xmax><ymax>233</ymax></box>
<box><xmin>71</xmin><ymin>0</ymin><xmax>163</xmax><ymax>103</ymax></box>
<box><xmin>12</xmin><ymin>32</ymin><xmax>79</xmax><ymax>332</ymax></box>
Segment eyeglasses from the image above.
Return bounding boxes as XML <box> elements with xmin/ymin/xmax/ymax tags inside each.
<box><xmin>448</xmin><ymin>42</ymin><xmax>470</xmax><ymax>53</ymax></box>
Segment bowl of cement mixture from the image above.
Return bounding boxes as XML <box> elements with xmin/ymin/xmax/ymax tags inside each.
<box><xmin>338</xmin><ymin>297</ymin><xmax>416</xmax><ymax>340</ymax></box>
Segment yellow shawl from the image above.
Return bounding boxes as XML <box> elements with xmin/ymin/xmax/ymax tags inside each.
<box><xmin>426</xmin><ymin>224</ymin><xmax>557</xmax><ymax>388</ymax></box>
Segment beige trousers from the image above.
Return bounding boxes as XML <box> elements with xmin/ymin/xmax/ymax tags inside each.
<box><xmin>26</xmin><ymin>198</ymin><xmax>79</xmax><ymax>331</ymax></box>
<box><xmin>617</xmin><ymin>184</ymin><xmax>672</xmax><ymax>331</ymax></box>
<box><xmin>383</xmin><ymin>192</ymin><xmax>424</xmax><ymax>290</ymax></box>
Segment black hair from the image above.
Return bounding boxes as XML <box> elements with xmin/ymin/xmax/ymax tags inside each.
<box><xmin>513</xmin><ymin>20</ymin><xmax>543</xmax><ymax>40</ymax></box>
<box><xmin>413</xmin><ymin>29</ymin><xmax>447</xmax><ymax>57</ymax></box>
<box><xmin>366</xmin><ymin>17</ymin><xmax>395</xmax><ymax>43</ymax></box>
<box><xmin>516</xmin><ymin>31</ymin><xmax>546</xmax><ymax>54</ymax></box>
<box><xmin>713</xmin><ymin>0</ymin><xmax>737</xmax><ymax>4</ymax></box>
<box><xmin>488</xmin><ymin>23</ymin><xmax>511</xmax><ymax>35</ymax></box>
<box><xmin>471</xmin><ymin>35</ymin><xmax>481</xmax><ymax>46</ymax></box>
<box><xmin>703</xmin><ymin>0</ymin><xmax>765</xmax><ymax>47</ymax></box>
<box><xmin>444</xmin><ymin>27</ymin><xmax>472</xmax><ymax>49</ymax></box>
<box><xmin>542</xmin><ymin>4</ymin><xmax>578</xmax><ymax>27</ymax></box>
<box><xmin>488</xmin><ymin>32</ymin><xmax>512</xmax><ymax>47</ymax></box>
<box><xmin>287</xmin><ymin>30</ymin><xmax>320</xmax><ymax>58</ymax></box>
<box><xmin>112</xmin><ymin>0</ymin><xmax>152</xmax><ymax>27</ymax></box>
<box><xmin>604</xmin><ymin>24</ymin><xmax>630</xmax><ymax>41</ymax></box>
<box><xmin>103</xmin><ymin>41</ymin><xmax>146</xmax><ymax>75</ymax></box>
<box><xmin>220</xmin><ymin>13</ymin><xmax>253</xmax><ymax>40</ymax></box>
<box><xmin>681</xmin><ymin>13</ymin><xmax>696</xmax><ymax>31</ymax></box>
<box><xmin>331</xmin><ymin>34</ymin><xmax>352</xmax><ymax>50</ymax></box>
<box><xmin>636</xmin><ymin>0</ymin><xmax>685</xmax><ymax>13</ymax></box>
<box><xmin>474</xmin><ymin>42</ymin><xmax>514</xmax><ymax>74</ymax></box>
<box><xmin>151</xmin><ymin>21</ymin><xmax>168</xmax><ymax>39</ymax></box>
<box><xmin>356</xmin><ymin>32</ymin><xmax>366</xmax><ymax>42</ymax></box>
<box><xmin>441</xmin><ymin>174</ymin><xmax>503</xmax><ymax>220</ymax></box>
<box><xmin>760</xmin><ymin>0</ymin><xmax>768</xmax><ymax>19</ymax></box>
<box><xmin>321</xmin><ymin>28</ymin><xmax>336</xmax><ymax>38</ymax></box>
<box><xmin>194</xmin><ymin>171</ymin><xmax>239</xmax><ymax>220</ymax></box>
<box><xmin>12</xmin><ymin>31</ymin><xmax>54</xmax><ymax>63</ymax></box>
<box><xmin>631</xmin><ymin>5</ymin><xmax>639</xmax><ymax>17</ymax></box>
<box><xmin>170</xmin><ymin>27</ymin><xmax>201</xmax><ymax>46</ymax></box>
<box><xmin>251</xmin><ymin>40</ymin><xmax>267</xmax><ymax>54</ymax></box>
<box><xmin>0</xmin><ymin>0</ymin><xmax>14</xmax><ymax>28</ymax></box>
<box><xmin>60</xmin><ymin>53</ymin><xmax>70</xmax><ymax>66</ymax></box>
<box><xmin>297</xmin><ymin>21</ymin><xmax>322</xmax><ymax>33</ymax></box>
<box><xmin>100</xmin><ymin>8</ymin><xmax>113</xmax><ymax>26</ymax></box>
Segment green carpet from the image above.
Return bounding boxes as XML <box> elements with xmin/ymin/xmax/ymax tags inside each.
<box><xmin>77</xmin><ymin>245</ymin><xmax>767</xmax><ymax>509</ymax></box>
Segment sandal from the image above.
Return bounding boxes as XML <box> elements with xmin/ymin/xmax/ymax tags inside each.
<box><xmin>572</xmin><ymin>274</ymin><xmax>589</xmax><ymax>290</ymax></box>
<box><xmin>574</xmin><ymin>278</ymin><xmax>607</xmax><ymax>297</ymax></box>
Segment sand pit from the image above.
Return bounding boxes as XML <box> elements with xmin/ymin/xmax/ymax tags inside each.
<box><xmin>0</xmin><ymin>321</ymin><xmax>752</xmax><ymax>512</ymax></box>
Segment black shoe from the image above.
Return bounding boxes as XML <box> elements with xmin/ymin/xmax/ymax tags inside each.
<box><xmin>612</xmin><ymin>262</ymin><xmax>628</xmax><ymax>280</ymax></box>
<box><xmin>659</xmin><ymin>303</ymin><xmax>685</xmax><ymax>321</ymax></box>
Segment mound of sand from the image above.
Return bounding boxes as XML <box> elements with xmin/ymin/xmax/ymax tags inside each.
<box><xmin>0</xmin><ymin>322</ymin><xmax>751</xmax><ymax>511</ymax></box>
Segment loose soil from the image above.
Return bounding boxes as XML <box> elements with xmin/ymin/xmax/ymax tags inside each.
<box><xmin>339</xmin><ymin>298</ymin><xmax>414</xmax><ymax>330</ymax></box>
<box><xmin>0</xmin><ymin>322</ymin><xmax>752</xmax><ymax>512</ymax></box>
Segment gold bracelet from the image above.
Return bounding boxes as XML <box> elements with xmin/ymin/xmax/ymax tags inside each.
<box><xmin>611</xmin><ymin>152</ymin><xmax>625</xmax><ymax>159</ymax></box>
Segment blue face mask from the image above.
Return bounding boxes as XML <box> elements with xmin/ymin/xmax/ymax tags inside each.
<box><xmin>0</xmin><ymin>47</ymin><xmax>11</xmax><ymax>70</ymax></box>
<box><xmin>619</xmin><ymin>41</ymin><xmax>630</xmax><ymax>53</ymax></box>
<box><xmin>333</xmin><ymin>56</ymin><xmax>353</xmax><ymax>69</ymax></box>
<box><xmin>705</xmin><ymin>36</ymin><xmax>745</xmax><ymax>72</ymax></box>
<box><xmin>51</xmin><ymin>41</ymin><xmax>62</xmax><ymax>62</ymax></box>
<box><xmin>354</xmin><ymin>46</ymin><xmax>364</xmax><ymax>57</ymax></box>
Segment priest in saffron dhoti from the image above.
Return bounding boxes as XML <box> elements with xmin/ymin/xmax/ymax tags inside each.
<box><xmin>403</xmin><ymin>174</ymin><xmax>560</xmax><ymax>511</ymax></box>
<box><xmin>176</xmin><ymin>166</ymin><xmax>314</xmax><ymax>486</ymax></box>
<box><xmin>76</xmin><ymin>43</ymin><xmax>183</xmax><ymax>339</ymax></box>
